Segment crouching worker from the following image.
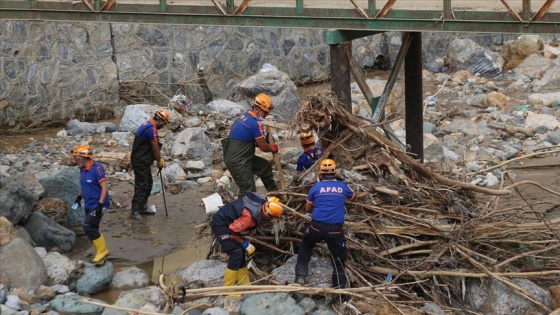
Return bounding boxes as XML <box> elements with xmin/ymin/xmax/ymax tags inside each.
<box><xmin>295</xmin><ymin>159</ymin><xmax>355</xmax><ymax>300</ymax></box>
<box><xmin>210</xmin><ymin>192</ymin><xmax>283</xmax><ymax>299</ymax></box>
<box><xmin>72</xmin><ymin>145</ymin><xmax>111</xmax><ymax>266</ymax></box>
<box><xmin>296</xmin><ymin>130</ymin><xmax>324</xmax><ymax>175</ymax></box>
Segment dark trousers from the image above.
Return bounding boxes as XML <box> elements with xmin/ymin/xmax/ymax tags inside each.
<box><xmin>83</xmin><ymin>208</ymin><xmax>103</xmax><ymax>241</ymax></box>
<box><xmin>212</xmin><ymin>226</ymin><xmax>245</xmax><ymax>270</ymax></box>
<box><xmin>132</xmin><ymin>162</ymin><xmax>152</xmax><ymax>212</ymax></box>
<box><xmin>295</xmin><ymin>221</ymin><xmax>347</xmax><ymax>288</ymax></box>
<box><xmin>223</xmin><ymin>138</ymin><xmax>278</xmax><ymax>196</ymax></box>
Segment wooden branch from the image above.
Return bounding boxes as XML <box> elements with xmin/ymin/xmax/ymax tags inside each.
<box><xmin>267</xmin><ymin>126</ymin><xmax>286</xmax><ymax>191</ymax></box>
<box><xmin>345</xmin><ymin>124</ymin><xmax>510</xmax><ymax>196</ymax></box>
<box><xmin>246</xmin><ymin>236</ymin><xmax>294</xmax><ymax>256</ymax></box>
<box><xmin>374</xmin><ymin>186</ymin><xmax>399</xmax><ymax>197</ymax></box>
<box><xmin>366</xmin><ymin>265</ymin><xmax>560</xmax><ymax>279</ymax></box>
<box><xmin>475</xmin><ymin>149</ymin><xmax>560</xmax><ymax>175</ymax></box>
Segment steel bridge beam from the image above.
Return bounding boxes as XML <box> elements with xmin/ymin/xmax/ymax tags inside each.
<box><xmin>1</xmin><ymin>3</ymin><xmax>559</xmax><ymax>34</ymax></box>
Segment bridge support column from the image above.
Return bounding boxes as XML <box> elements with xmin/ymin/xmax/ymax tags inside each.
<box><xmin>330</xmin><ymin>42</ymin><xmax>352</xmax><ymax>112</ymax></box>
<box><xmin>404</xmin><ymin>32</ymin><xmax>424</xmax><ymax>162</ymax></box>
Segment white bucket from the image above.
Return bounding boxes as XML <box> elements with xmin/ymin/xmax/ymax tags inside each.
<box><xmin>202</xmin><ymin>193</ymin><xmax>224</xmax><ymax>214</ymax></box>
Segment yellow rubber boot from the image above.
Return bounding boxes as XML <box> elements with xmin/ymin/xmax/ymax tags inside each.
<box><xmin>223</xmin><ymin>267</ymin><xmax>241</xmax><ymax>311</ymax></box>
<box><xmin>237</xmin><ymin>267</ymin><xmax>251</xmax><ymax>286</ymax></box>
<box><xmin>223</xmin><ymin>267</ymin><xmax>238</xmax><ymax>286</ymax></box>
<box><xmin>92</xmin><ymin>235</ymin><xmax>110</xmax><ymax>266</ymax></box>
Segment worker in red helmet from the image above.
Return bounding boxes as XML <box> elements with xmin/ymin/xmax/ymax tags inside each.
<box><xmin>71</xmin><ymin>145</ymin><xmax>111</xmax><ymax>266</ymax></box>
<box><xmin>210</xmin><ymin>192</ymin><xmax>283</xmax><ymax>309</ymax></box>
<box><xmin>221</xmin><ymin>93</ymin><xmax>279</xmax><ymax>196</ymax></box>
<box><xmin>296</xmin><ymin>130</ymin><xmax>324</xmax><ymax>175</ymax></box>
<box><xmin>295</xmin><ymin>159</ymin><xmax>355</xmax><ymax>303</ymax></box>
<box><xmin>130</xmin><ymin>108</ymin><xmax>169</xmax><ymax>220</ymax></box>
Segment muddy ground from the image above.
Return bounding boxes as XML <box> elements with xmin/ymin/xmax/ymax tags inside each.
<box><xmin>1</xmin><ymin>71</ymin><xmax>559</xmax><ymax>287</ymax></box>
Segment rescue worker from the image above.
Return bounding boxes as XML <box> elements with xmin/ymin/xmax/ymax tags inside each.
<box><xmin>130</xmin><ymin>109</ymin><xmax>169</xmax><ymax>220</ymax></box>
<box><xmin>221</xmin><ymin>93</ymin><xmax>279</xmax><ymax>196</ymax></box>
<box><xmin>72</xmin><ymin>145</ymin><xmax>111</xmax><ymax>266</ymax></box>
<box><xmin>296</xmin><ymin>130</ymin><xmax>324</xmax><ymax>175</ymax></box>
<box><xmin>294</xmin><ymin>159</ymin><xmax>355</xmax><ymax>295</ymax></box>
<box><xmin>210</xmin><ymin>191</ymin><xmax>283</xmax><ymax>290</ymax></box>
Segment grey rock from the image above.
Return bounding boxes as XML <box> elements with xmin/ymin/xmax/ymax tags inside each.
<box><xmin>43</xmin><ymin>251</ymin><xmax>77</xmax><ymax>285</ymax></box>
<box><xmin>110</xmin><ymin>267</ymin><xmax>150</xmax><ymax>290</ymax></box>
<box><xmin>22</xmin><ymin>212</ymin><xmax>76</xmax><ymax>252</ymax></box>
<box><xmin>38</xmin><ymin>167</ymin><xmax>82</xmax><ymax>227</ymax></box>
<box><xmin>0</xmin><ymin>238</ymin><xmax>48</xmax><ymax>291</ymax></box>
<box><xmin>240</xmin><ymin>293</ymin><xmax>305</xmax><ymax>315</ymax></box>
<box><xmin>170</xmin><ymin>259</ymin><xmax>226</xmax><ymax>287</ymax></box>
<box><xmin>102</xmin><ymin>286</ymin><xmax>166</xmax><ymax>315</ymax></box>
<box><xmin>272</xmin><ymin>255</ymin><xmax>332</xmax><ymax>288</ymax></box>
<box><xmin>464</xmin><ymin>278</ymin><xmax>552</xmax><ymax>315</ymax></box>
<box><xmin>0</xmin><ymin>179</ymin><xmax>35</xmax><ymax>225</ymax></box>
<box><xmin>76</xmin><ymin>262</ymin><xmax>114</xmax><ymax>295</ymax></box>
<box><xmin>50</xmin><ymin>294</ymin><xmax>105</xmax><ymax>314</ymax></box>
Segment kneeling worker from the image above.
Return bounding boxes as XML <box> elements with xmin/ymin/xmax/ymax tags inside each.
<box><xmin>210</xmin><ymin>192</ymin><xmax>283</xmax><ymax>288</ymax></box>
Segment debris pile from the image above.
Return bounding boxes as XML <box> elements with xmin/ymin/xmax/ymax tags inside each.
<box><xmin>197</xmin><ymin>91</ymin><xmax>560</xmax><ymax>313</ymax></box>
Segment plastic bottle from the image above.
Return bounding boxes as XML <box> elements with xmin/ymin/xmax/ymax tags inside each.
<box><xmin>71</xmin><ymin>202</ymin><xmax>80</xmax><ymax>210</ymax></box>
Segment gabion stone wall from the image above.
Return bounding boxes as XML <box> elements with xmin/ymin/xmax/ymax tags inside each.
<box><xmin>0</xmin><ymin>21</ymin><xmax>119</xmax><ymax>129</ymax></box>
<box><xmin>3</xmin><ymin>19</ymin><xmax>556</xmax><ymax>130</ymax></box>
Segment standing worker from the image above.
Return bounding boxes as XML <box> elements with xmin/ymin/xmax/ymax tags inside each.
<box><xmin>296</xmin><ymin>130</ymin><xmax>324</xmax><ymax>175</ymax></box>
<box><xmin>294</xmin><ymin>159</ymin><xmax>355</xmax><ymax>297</ymax></box>
<box><xmin>71</xmin><ymin>145</ymin><xmax>111</xmax><ymax>266</ymax></box>
<box><xmin>222</xmin><ymin>93</ymin><xmax>279</xmax><ymax>196</ymax></box>
<box><xmin>130</xmin><ymin>109</ymin><xmax>169</xmax><ymax>220</ymax></box>
<box><xmin>210</xmin><ymin>192</ymin><xmax>283</xmax><ymax>307</ymax></box>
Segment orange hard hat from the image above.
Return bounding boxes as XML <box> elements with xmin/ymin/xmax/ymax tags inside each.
<box><xmin>252</xmin><ymin>93</ymin><xmax>274</xmax><ymax>113</ymax></box>
<box><xmin>319</xmin><ymin>159</ymin><xmax>336</xmax><ymax>174</ymax></box>
<box><xmin>300</xmin><ymin>131</ymin><xmax>315</xmax><ymax>146</ymax></box>
<box><xmin>72</xmin><ymin>145</ymin><xmax>93</xmax><ymax>158</ymax></box>
<box><xmin>262</xmin><ymin>199</ymin><xmax>283</xmax><ymax>218</ymax></box>
<box><xmin>154</xmin><ymin>109</ymin><xmax>170</xmax><ymax>124</ymax></box>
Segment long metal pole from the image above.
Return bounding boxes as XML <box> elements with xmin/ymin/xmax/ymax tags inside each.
<box><xmin>158</xmin><ymin>170</ymin><xmax>169</xmax><ymax>217</ymax></box>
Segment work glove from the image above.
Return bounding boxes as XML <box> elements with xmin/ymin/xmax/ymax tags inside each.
<box><xmin>71</xmin><ymin>195</ymin><xmax>82</xmax><ymax>211</ymax></box>
<box><xmin>270</xmin><ymin>144</ymin><xmax>279</xmax><ymax>154</ymax></box>
<box><xmin>95</xmin><ymin>203</ymin><xmax>104</xmax><ymax>217</ymax></box>
<box><xmin>242</xmin><ymin>240</ymin><xmax>256</xmax><ymax>255</ymax></box>
<box><xmin>157</xmin><ymin>158</ymin><xmax>165</xmax><ymax>169</ymax></box>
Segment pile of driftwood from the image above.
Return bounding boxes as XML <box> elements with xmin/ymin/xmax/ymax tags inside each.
<box><xmin>186</xmin><ymin>92</ymin><xmax>559</xmax><ymax>314</ymax></box>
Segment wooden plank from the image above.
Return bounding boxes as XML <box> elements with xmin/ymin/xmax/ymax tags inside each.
<box><xmin>267</xmin><ymin>126</ymin><xmax>286</xmax><ymax>191</ymax></box>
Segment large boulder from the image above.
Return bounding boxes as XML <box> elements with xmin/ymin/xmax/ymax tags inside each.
<box><xmin>38</xmin><ymin>167</ymin><xmax>82</xmax><ymax>227</ymax></box>
<box><xmin>464</xmin><ymin>278</ymin><xmax>552</xmax><ymax>315</ymax></box>
<box><xmin>119</xmin><ymin>104</ymin><xmax>158</xmax><ymax>133</ymax></box>
<box><xmin>230</xmin><ymin>64</ymin><xmax>300</xmax><ymax>123</ymax></box>
<box><xmin>447</xmin><ymin>38</ymin><xmax>504</xmax><ymax>78</ymax></box>
<box><xmin>171</xmin><ymin>127</ymin><xmax>214</xmax><ymax>159</ymax></box>
<box><xmin>0</xmin><ymin>180</ymin><xmax>35</xmax><ymax>225</ymax></box>
<box><xmin>22</xmin><ymin>212</ymin><xmax>76</xmax><ymax>252</ymax></box>
<box><xmin>0</xmin><ymin>238</ymin><xmax>48</xmax><ymax>291</ymax></box>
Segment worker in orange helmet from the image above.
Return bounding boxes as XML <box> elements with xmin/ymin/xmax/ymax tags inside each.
<box><xmin>210</xmin><ymin>192</ymin><xmax>283</xmax><ymax>300</ymax></box>
<box><xmin>296</xmin><ymin>130</ymin><xmax>324</xmax><ymax>175</ymax></box>
<box><xmin>295</xmin><ymin>159</ymin><xmax>355</xmax><ymax>303</ymax></box>
<box><xmin>130</xmin><ymin>109</ymin><xmax>169</xmax><ymax>220</ymax></box>
<box><xmin>221</xmin><ymin>93</ymin><xmax>279</xmax><ymax>196</ymax></box>
<box><xmin>71</xmin><ymin>145</ymin><xmax>111</xmax><ymax>266</ymax></box>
